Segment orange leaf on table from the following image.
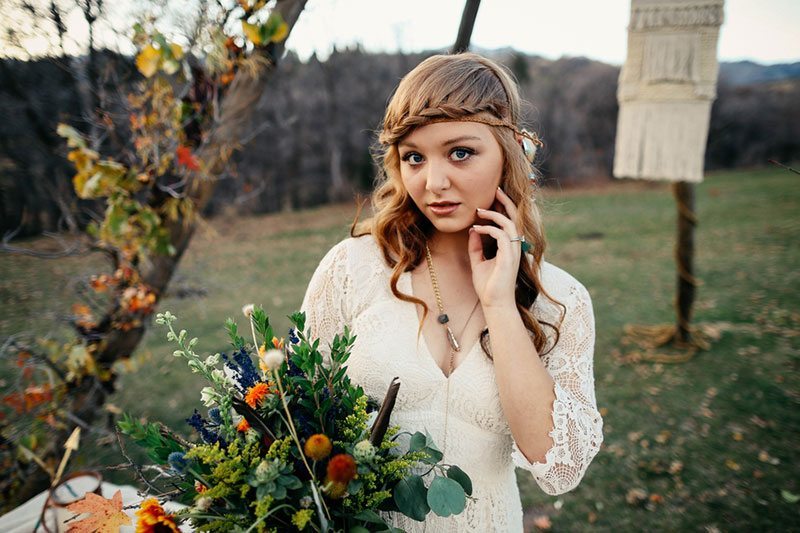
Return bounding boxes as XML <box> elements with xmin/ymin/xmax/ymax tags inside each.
<box><xmin>65</xmin><ymin>489</ymin><xmax>131</xmax><ymax>533</ymax></box>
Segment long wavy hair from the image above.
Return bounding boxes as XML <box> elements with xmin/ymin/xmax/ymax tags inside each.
<box><xmin>352</xmin><ymin>52</ymin><xmax>564</xmax><ymax>357</ymax></box>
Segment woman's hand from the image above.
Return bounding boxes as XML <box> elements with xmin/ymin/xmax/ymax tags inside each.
<box><xmin>468</xmin><ymin>187</ymin><xmax>522</xmax><ymax>309</ymax></box>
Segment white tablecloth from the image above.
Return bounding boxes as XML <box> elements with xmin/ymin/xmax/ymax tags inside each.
<box><xmin>0</xmin><ymin>478</ymin><xmax>190</xmax><ymax>533</ymax></box>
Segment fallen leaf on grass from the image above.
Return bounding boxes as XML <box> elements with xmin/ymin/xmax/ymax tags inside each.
<box><xmin>725</xmin><ymin>459</ymin><xmax>741</xmax><ymax>471</ymax></box>
<box><xmin>626</xmin><ymin>488</ymin><xmax>648</xmax><ymax>506</ymax></box>
<box><xmin>587</xmin><ymin>511</ymin><xmax>598</xmax><ymax>524</ymax></box>
<box><xmin>732</xmin><ymin>432</ymin><xmax>744</xmax><ymax>441</ymax></box>
<box><xmin>65</xmin><ymin>489</ymin><xmax>131</xmax><ymax>533</ymax></box>
<box><xmin>758</xmin><ymin>450</ymin><xmax>780</xmax><ymax>465</ymax></box>
<box><xmin>655</xmin><ymin>430</ymin><xmax>671</xmax><ymax>444</ymax></box>
<box><xmin>532</xmin><ymin>515</ymin><xmax>552</xmax><ymax>530</ymax></box>
<box><xmin>669</xmin><ymin>461</ymin><xmax>684</xmax><ymax>475</ymax></box>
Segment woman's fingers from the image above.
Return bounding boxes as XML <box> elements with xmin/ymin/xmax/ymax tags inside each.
<box><xmin>467</xmin><ymin>227</ymin><xmax>485</xmax><ymax>266</ymax></box>
<box><xmin>495</xmin><ymin>187</ymin><xmax>519</xmax><ymax>220</ymax></box>
<box><xmin>471</xmin><ymin>224</ymin><xmax>519</xmax><ymax>259</ymax></box>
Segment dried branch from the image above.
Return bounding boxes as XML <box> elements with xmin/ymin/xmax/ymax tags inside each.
<box><xmin>769</xmin><ymin>159</ymin><xmax>800</xmax><ymax>175</ymax></box>
<box><xmin>1</xmin><ymin>223</ymin><xmax>90</xmax><ymax>259</ymax></box>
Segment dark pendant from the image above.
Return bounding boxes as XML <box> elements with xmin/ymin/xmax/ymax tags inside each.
<box><xmin>437</xmin><ymin>314</ymin><xmax>449</xmax><ymax>324</ymax></box>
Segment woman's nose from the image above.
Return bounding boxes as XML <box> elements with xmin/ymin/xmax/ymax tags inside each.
<box><xmin>424</xmin><ymin>159</ymin><xmax>451</xmax><ymax>192</ymax></box>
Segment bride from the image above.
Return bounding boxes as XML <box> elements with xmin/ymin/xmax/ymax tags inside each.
<box><xmin>301</xmin><ymin>52</ymin><xmax>603</xmax><ymax>532</ymax></box>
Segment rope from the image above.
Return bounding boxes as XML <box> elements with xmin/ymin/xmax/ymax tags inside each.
<box><xmin>620</xmin><ymin>181</ymin><xmax>712</xmax><ymax>364</ymax></box>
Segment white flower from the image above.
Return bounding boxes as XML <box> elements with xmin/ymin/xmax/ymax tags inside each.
<box><xmin>204</xmin><ymin>353</ymin><xmax>220</xmax><ymax>367</ymax></box>
<box><xmin>242</xmin><ymin>304</ymin><xmax>255</xmax><ymax>319</ymax></box>
<box><xmin>195</xmin><ymin>497</ymin><xmax>212</xmax><ymax>511</ymax></box>
<box><xmin>353</xmin><ymin>440</ymin><xmax>376</xmax><ymax>462</ymax></box>
<box><xmin>260</xmin><ymin>349</ymin><xmax>284</xmax><ymax>372</ymax></box>
<box><xmin>211</xmin><ymin>368</ymin><xmax>226</xmax><ymax>383</ymax></box>
<box><xmin>200</xmin><ymin>386</ymin><xmax>218</xmax><ymax>407</ymax></box>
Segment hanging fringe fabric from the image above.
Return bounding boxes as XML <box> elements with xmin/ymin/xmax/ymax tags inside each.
<box><xmin>614</xmin><ymin>0</ymin><xmax>724</xmax><ymax>183</ymax></box>
<box><xmin>615</xmin><ymin>0</ymin><xmax>724</xmax><ymax>362</ymax></box>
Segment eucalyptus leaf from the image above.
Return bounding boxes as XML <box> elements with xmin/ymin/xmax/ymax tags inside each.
<box><xmin>427</xmin><ymin>476</ymin><xmax>466</xmax><ymax>517</ymax></box>
<box><xmin>446</xmin><ymin>465</ymin><xmax>473</xmax><ymax>496</ymax></box>
<box><xmin>409</xmin><ymin>432</ymin><xmax>426</xmax><ymax>453</ymax></box>
<box><xmin>352</xmin><ymin>510</ymin><xmax>384</xmax><ymax>524</ymax></box>
<box><xmin>393</xmin><ymin>475</ymin><xmax>429</xmax><ymax>521</ymax></box>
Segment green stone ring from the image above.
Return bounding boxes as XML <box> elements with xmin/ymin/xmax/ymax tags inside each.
<box><xmin>510</xmin><ymin>235</ymin><xmax>532</xmax><ymax>253</ymax></box>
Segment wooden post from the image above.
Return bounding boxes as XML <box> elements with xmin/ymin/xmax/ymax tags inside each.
<box><xmin>672</xmin><ymin>181</ymin><xmax>697</xmax><ymax>344</ymax></box>
<box><xmin>452</xmin><ymin>0</ymin><xmax>482</xmax><ymax>53</ymax></box>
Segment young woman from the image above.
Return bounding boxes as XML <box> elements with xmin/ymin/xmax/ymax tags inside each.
<box><xmin>301</xmin><ymin>52</ymin><xmax>603</xmax><ymax>531</ymax></box>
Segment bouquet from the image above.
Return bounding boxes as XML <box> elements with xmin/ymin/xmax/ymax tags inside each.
<box><xmin>118</xmin><ymin>307</ymin><xmax>472</xmax><ymax>532</ymax></box>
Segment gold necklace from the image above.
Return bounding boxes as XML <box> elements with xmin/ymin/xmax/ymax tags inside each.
<box><xmin>424</xmin><ymin>243</ymin><xmax>481</xmax><ymax>457</ymax></box>
<box><xmin>424</xmin><ymin>244</ymin><xmax>481</xmax><ymax>376</ymax></box>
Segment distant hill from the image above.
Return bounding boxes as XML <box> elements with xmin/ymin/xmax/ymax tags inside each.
<box><xmin>716</xmin><ymin>61</ymin><xmax>800</xmax><ymax>86</ymax></box>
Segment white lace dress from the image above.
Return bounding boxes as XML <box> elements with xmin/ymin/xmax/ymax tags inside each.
<box><xmin>301</xmin><ymin>236</ymin><xmax>603</xmax><ymax>532</ymax></box>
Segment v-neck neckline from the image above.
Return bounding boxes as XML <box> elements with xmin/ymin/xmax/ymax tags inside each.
<box><xmin>403</xmin><ymin>271</ymin><xmax>480</xmax><ymax>381</ymax></box>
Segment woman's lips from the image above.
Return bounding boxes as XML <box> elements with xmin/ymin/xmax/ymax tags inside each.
<box><xmin>428</xmin><ymin>202</ymin><xmax>460</xmax><ymax>216</ymax></box>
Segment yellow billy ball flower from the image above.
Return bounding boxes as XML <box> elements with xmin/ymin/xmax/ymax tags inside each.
<box><xmin>303</xmin><ymin>434</ymin><xmax>332</xmax><ymax>461</ymax></box>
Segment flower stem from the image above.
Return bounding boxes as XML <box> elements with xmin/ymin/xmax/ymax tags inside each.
<box><xmin>249</xmin><ymin>313</ymin><xmax>331</xmax><ymax>524</ymax></box>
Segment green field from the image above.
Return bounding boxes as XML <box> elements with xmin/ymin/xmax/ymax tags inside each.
<box><xmin>1</xmin><ymin>168</ymin><xmax>798</xmax><ymax>530</ymax></box>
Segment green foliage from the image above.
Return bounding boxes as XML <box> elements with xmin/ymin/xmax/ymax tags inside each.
<box><xmin>116</xmin><ymin>413</ymin><xmax>182</xmax><ymax>463</ymax></box>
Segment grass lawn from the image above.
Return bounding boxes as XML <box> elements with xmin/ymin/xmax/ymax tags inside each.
<box><xmin>1</xmin><ymin>167</ymin><xmax>798</xmax><ymax>530</ymax></box>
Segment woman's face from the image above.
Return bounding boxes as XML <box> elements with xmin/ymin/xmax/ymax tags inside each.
<box><xmin>398</xmin><ymin>120</ymin><xmax>504</xmax><ymax>235</ymax></box>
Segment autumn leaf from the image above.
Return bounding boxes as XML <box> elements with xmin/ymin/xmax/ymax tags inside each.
<box><xmin>65</xmin><ymin>489</ymin><xmax>131</xmax><ymax>533</ymax></box>
<box><xmin>136</xmin><ymin>45</ymin><xmax>161</xmax><ymax>78</ymax></box>
<box><xmin>176</xmin><ymin>145</ymin><xmax>200</xmax><ymax>171</ymax></box>
<box><xmin>242</xmin><ymin>21</ymin><xmax>262</xmax><ymax>45</ymax></box>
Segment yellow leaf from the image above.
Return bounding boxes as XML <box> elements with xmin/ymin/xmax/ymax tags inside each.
<box><xmin>271</xmin><ymin>21</ymin><xmax>288</xmax><ymax>43</ymax></box>
<box><xmin>57</xmin><ymin>123</ymin><xmax>87</xmax><ymax>149</ymax></box>
<box><xmin>242</xmin><ymin>21</ymin><xmax>263</xmax><ymax>45</ymax></box>
<box><xmin>169</xmin><ymin>43</ymin><xmax>184</xmax><ymax>60</ymax></box>
<box><xmin>725</xmin><ymin>458</ymin><xmax>741</xmax><ymax>471</ymax></box>
<box><xmin>136</xmin><ymin>45</ymin><xmax>161</xmax><ymax>78</ymax></box>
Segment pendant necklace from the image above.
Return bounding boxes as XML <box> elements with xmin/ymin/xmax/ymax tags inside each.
<box><xmin>424</xmin><ymin>243</ymin><xmax>481</xmax><ymax>455</ymax></box>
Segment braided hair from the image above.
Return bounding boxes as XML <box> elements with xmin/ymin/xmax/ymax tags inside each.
<box><xmin>352</xmin><ymin>52</ymin><xmax>564</xmax><ymax>358</ymax></box>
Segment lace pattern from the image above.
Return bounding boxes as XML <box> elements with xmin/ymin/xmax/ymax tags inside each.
<box><xmin>301</xmin><ymin>236</ymin><xmax>603</xmax><ymax>531</ymax></box>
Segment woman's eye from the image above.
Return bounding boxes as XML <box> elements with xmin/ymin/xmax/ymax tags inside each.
<box><xmin>450</xmin><ymin>148</ymin><xmax>474</xmax><ymax>161</ymax></box>
<box><xmin>401</xmin><ymin>152</ymin><xmax>424</xmax><ymax>165</ymax></box>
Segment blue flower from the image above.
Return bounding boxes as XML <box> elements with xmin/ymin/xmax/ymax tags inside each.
<box><xmin>167</xmin><ymin>451</ymin><xmax>188</xmax><ymax>473</ymax></box>
<box><xmin>186</xmin><ymin>410</ymin><xmax>225</xmax><ymax>446</ymax></box>
<box><xmin>221</xmin><ymin>348</ymin><xmax>260</xmax><ymax>394</ymax></box>
<box><xmin>207</xmin><ymin>407</ymin><xmax>222</xmax><ymax>425</ymax></box>
<box><xmin>288</xmin><ymin>328</ymin><xmax>300</xmax><ymax>344</ymax></box>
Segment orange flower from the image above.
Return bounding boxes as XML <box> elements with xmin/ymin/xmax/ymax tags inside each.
<box><xmin>194</xmin><ymin>481</ymin><xmax>207</xmax><ymax>493</ymax></box>
<box><xmin>135</xmin><ymin>498</ymin><xmax>180</xmax><ymax>533</ymax></box>
<box><xmin>304</xmin><ymin>434</ymin><xmax>332</xmax><ymax>461</ymax></box>
<box><xmin>326</xmin><ymin>453</ymin><xmax>357</xmax><ymax>484</ymax></box>
<box><xmin>245</xmin><ymin>382</ymin><xmax>271</xmax><ymax>408</ymax></box>
<box><xmin>237</xmin><ymin>418</ymin><xmax>251</xmax><ymax>432</ymax></box>
<box><xmin>271</xmin><ymin>336</ymin><xmax>284</xmax><ymax>349</ymax></box>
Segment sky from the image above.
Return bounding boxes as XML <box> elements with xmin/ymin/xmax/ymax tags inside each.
<box><xmin>4</xmin><ymin>0</ymin><xmax>799</xmax><ymax>65</ymax></box>
<box><xmin>285</xmin><ymin>0</ymin><xmax>799</xmax><ymax>65</ymax></box>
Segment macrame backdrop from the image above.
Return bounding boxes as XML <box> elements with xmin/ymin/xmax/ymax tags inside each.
<box><xmin>614</xmin><ymin>0</ymin><xmax>725</xmax><ymax>362</ymax></box>
<box><xmin>614</xmin><ymin>0</ymin><xmax>724</xmax><ymax>182</ymax></box>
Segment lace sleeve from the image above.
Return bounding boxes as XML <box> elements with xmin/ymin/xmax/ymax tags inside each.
<box><xmin>300</xmin><ymin>241</ymin><xmax>353</xmax><ymax>365</ymax></box>
<box><xmin>510</xmin><ymin>281</ymin><xmax>604</xmax><ymax>495</ymax></box>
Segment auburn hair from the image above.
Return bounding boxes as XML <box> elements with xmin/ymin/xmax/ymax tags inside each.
<box><xmin>352</xmin><ymin>52</ymin><xmax>564</xmax><ymax>357</ymax></box>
